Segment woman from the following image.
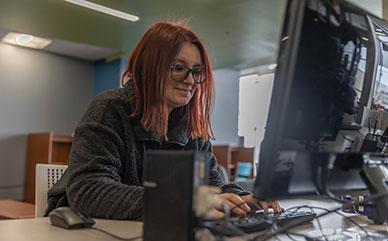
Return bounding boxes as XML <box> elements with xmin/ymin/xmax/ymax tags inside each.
<box><xmin>45</xmin><ymin>21</ymin><xmax>281</xmax><ymax>220</ymax></box>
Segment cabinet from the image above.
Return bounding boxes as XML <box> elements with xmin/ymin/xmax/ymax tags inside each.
<box><xmin>213</xmin><ymin>145</ymin><xmax>254</xmax><ymax>181</ymax></box>
<box><xmin>24</xmin><ymin>133</ymin><xmax>72</xmax><ymax>203</ymax></box>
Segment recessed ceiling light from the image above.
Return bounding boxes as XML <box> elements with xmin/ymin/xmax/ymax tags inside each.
<box><xmin>64</xmin><ymin>0</ymin><xmax>139</xmax><ymax>22</ymax></box>
<box><xmin>16</xmin><ymin>34</ymin><xmax>33</xmax><ymax>46</ymax></box>
<box><xmin>268</xmin><ymin>64</ymin><xmax>277</xmax><ymax>70</ymax></box>
<box><xmin>2</xmin><ymin>32</ymin><xmax>52</xmax><ymax>49</ymax></box>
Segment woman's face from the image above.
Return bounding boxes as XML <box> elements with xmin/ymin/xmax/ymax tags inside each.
<box><xmin>165</xmin><ymin>43</ymin><xmax>202</xmax><ymax>113</ymax></box>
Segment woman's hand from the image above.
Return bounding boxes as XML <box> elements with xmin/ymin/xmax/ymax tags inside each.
<box><xmin>215</xmin><ymin>193</ymin><xmax>251</xmax><ymax>217</ymax></box>
<box><xmin>240</xmin><ymin>194</ymin><xmax>283</xmax><ymax>214</ymax></box>
<box><xmin>215</xmin><ymin>193</ymin><xmax>283</xmax><ymax>218</ymax></box>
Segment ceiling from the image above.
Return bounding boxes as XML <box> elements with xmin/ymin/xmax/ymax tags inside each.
<box><xmin>0</xmin><ymin>0</ymin><xmax>287</xmax><ymax>69</ymax></box>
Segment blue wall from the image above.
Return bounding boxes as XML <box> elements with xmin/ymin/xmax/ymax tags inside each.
<box><xmin>93</xmin><ymin>59</ymin><xmax>122</xmax><ymax>96</ymax></box>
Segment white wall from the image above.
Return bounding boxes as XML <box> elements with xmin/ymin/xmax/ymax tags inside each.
<box><xmin>211</xmin><ymin>68</ymin><xmax>241</xmax><ymax>146</ymax></box>
<box><xmin>0</xmin><ymin>43</ymin><xmax>94</xmax><ymax>200</ymax></box>
<box><xmin>347</xmin><ymin>0</ymin><xmax>382</xmax><ymax>17</ymax></box>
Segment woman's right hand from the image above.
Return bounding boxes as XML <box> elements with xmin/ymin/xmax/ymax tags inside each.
<box><xmin>212</xmin><ymin>193</ymin><xmax>251</xmax><ymax>218</ymax></box>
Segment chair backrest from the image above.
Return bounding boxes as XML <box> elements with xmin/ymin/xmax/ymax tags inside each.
<box><xmin>216</xmin><ymin>164</ymin><xmax>230</xmax><ymax>184</ymax></box>
<box><xmin>35</xmin><ymin>164</ymin><xmax>67</xmax><ymax>217</ymax></box>
<box><xmin>235</xmin><ymin>162</ymin><xmax>252</xmax><ymax>182</ymax></box>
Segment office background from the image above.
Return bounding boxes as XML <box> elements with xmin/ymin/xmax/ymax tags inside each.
<box><xmin>0</xmin><ymin>0</ymin><xmax>383</xmax><ymax>200</ymax></box>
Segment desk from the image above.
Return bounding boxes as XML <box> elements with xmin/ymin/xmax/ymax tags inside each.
<box><xmin>0</xmin><ymin>217</ymin><xmax>143</xmax><ymax>241</ymax></box>
<box><xmin>0</xmin><ymin>199</ymin><xmax>386</xmax><ymax>241</ymax></box>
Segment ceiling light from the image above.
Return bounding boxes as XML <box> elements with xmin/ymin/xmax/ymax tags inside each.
<box><xmin>268</xmin><ymin>64</ymin><xmax>277</xmax><ymax>70</ymax></box>
<box><xmin>2</xmin><ymin>32</ymin><xmax>52</xmax><ymax>49</ymax></box>
<box><xmin>15</xmin><ymin>34</ymin><xmax>33</xmax><ymax>45</ymax></box>
<box><xmin>64</xmin><ymin>0</ymin><xmax>139</xmax><ymax>22</ymax></box>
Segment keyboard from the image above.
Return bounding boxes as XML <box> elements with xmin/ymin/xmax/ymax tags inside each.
<box><xmin>209</xmin><ymin>210</ymin><xmax>317</xmax><ymax>236</ymax></box>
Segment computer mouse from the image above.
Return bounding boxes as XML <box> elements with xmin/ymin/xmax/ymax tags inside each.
<box><xmin>49</xmin><ymin>206</ymin><xmax>95</xmax><ymax>229</ymax></box>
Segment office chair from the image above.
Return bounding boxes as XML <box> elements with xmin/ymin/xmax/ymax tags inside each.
<box><xmin>35</xmin><ymin>164</ymin><xmax>67</xmax><ymax>217</ymax></box>
<box><xmin>216</xmin><ymin>164</ymin><xmax>230</xmax><ymax>184</ymax></box>
<box><xmin>235</xmin><ymin>162</ymin><xmax>252</xmax><ymax>182</ymax></box>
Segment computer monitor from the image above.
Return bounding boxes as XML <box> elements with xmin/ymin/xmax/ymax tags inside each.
<box><xmin>253</xmin><ymin>0</ymin><xmax>376</xmax><ymax>200</ymax></box>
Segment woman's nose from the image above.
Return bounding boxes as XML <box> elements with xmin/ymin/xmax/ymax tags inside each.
<box><xmin>183</xmin><ymin>71</ymin><xmax>195</xmax><ymax>85</ymax></box>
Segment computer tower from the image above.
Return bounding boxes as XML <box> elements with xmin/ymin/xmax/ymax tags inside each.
<box><xmin>143</xmin><ymin>150</ymin><xmax>209</xmax><ymax>241</ymax></box>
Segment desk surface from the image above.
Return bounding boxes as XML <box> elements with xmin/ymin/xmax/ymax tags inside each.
<box><xmin>0</xmin><ymin>199</ymin><xmax>386</xmax><ymax>241</ymax></box>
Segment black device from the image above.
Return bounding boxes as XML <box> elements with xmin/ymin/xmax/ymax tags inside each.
<box><xmin>49</xmin><ymin>206</ymin><xmax>95</xmax><ymax>229</ymax></box>
<box><xmin>253</xmin><ymin>0</ymin><xmax>388</xmax><ymax>224</ymax></box>
<box><xmin>142</xmin><ymin>150</ymin><xmax>209</xmax><ymax>241</ymax></box>
<box><xmin>209</xmin><ymin>210</ymin><xmax>316</xmax><ymax>236</ymax></box>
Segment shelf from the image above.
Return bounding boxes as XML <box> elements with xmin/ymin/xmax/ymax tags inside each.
<box><xmin>0</xmin><ymin>200</ymin><xmax>34</xmax><ymax>219</ymax></box>
<box><xmin>24</xmin><ymin>132</ymin><xmax>72</xmax><ymax>204</ymax></box>
<box><xmin>52</xmin><ymin>136</ymin><xmax>73</xmax><ymax>144</ymax></box>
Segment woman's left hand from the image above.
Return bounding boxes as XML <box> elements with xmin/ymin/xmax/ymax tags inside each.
<box><xmin>240</xmin><ymin>194</ymin><xmax>284</xmax><ymax>214</ymax></box>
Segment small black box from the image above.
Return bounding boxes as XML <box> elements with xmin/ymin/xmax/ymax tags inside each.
<box><xmin>143</xmin><ymin>150</ymin><xmax>209</xmax><ymax>241</ymax></box>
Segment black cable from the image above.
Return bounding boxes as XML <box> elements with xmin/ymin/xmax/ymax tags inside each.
<box><xmin>285</xmin><ymin>232</ymin><xmax>302</xmax><ymax>241</ymax></box>
<box><xmin>286</xmin><ymin>205</ymin><xmax>374</xmax><ymax>238</ymax></box>
<box><xmin>91</xmin><ymin>227</ymin><xmax>142</xmax><ymax>241</ymax></box>
<box><xmin>343</xmin><ymin>192</ymin><xmax>388</xmax><ymax>208</ymax></box>
<box><xmin>251</xmin><ymin>205</ymin><xmax>341</xmax><ymax>241</ymax></box>
<box><xmin>320</xmin><ymin>163</ymin><xmax>346</xmax><ymax>204</ymax></box>
<box><xmin>314</xmin><ymin>207</ymin><xmax>374</xmax><ymax>239</ymax></box>
<box><xmin>341</xmin><ymin>132</ymin><xmax>355</xmax><ymax>143</ymax></box>
<box><xmin>321</xmin><ymin>158</ymin><xmax>388</xmax><ymax>208</ymax></box>
<box><xmin>226</xmin><ymin>191</ymin><xmax>388</xmax><ymax>241</ymax></box>
<box><xmin>286</xmin><ymin>232</ymin><xmax>311</xmax><ymax>240</ymax></box>
<box><xmin>314</xmin><ymin>207</ymin><xmax>329</xmax><ymax>241</ymax></box>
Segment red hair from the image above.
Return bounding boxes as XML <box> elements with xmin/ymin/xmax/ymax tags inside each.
<box><xmin>121</xmin><ymin>21</ymin><xmax>215</xmax><ymax>141</ymax></box>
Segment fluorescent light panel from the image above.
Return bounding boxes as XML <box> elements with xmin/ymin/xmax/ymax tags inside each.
<box><xmin>16</xmin><ymin>34</ymin><xmax>33</xmax><ymax>45</ymax></box>
<box><xmin>64</xmin><ymin>0</ymin><xmax>139</xmax><ymax>22</ymax></box>
<box><xmin>1</xmin><ymin>32</ymin><xmax>52</xmax><ymax>49</ymax></box>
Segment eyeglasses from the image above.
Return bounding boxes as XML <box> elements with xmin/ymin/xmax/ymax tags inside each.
<box><xmin>170</xmin><ymin>64</ymin><xmax>206</xmax><ymax>84</ymax></box>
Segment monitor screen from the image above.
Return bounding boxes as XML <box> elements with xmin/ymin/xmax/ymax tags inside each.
<box><xmin>253</xmin><ymin>0</ymin><xmax>373</xmax><ymax>200</ymax></box>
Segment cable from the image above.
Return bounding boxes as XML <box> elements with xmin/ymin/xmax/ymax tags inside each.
<box><xmin>285</xmin><ymin>233</ymin><xmax>302</xmax><ymax>241</ymax></box>
<box><xmin>287</xmin><ymin>205</ymin><xmax>375</xmax><ymax>238</ymax></box>
<box><xmin>320</xmin><ymin>162</ymin><xmax>346</xmax><ymax>204</ymax></box>
<box><xmin>252</xmin><ymin>203</ymin><xmax>355</xmax><ymax>241</ymax></box>
<box><xmin>314</xmin><ymin>207</ymin><xmax>329</xmax><ymax>241</ymax></box>
<box><xmin>344</xmin><ymin>192</ymin><xmax>388</xmax><ymax>208</ymax></box>
<box><xmin>341</xmin><ymin>132</ymin><xmax>355</xmax><ymax>143</ymax></box>
<box><xmin>91</xmin><ymin>227</ymin><xmax>142</xmax><ymax>241</ymax></box>
<box><xmin>320</xmin><ymin>158</ymin><xmax>388</xmax><ymax>208</ymax></box>
<box><xmin>210</xmin><ymin>192</ymin><xmax>388</xmax><ymax>241</ymax></box>
<box><xmin>286</xmin><ymin>232</ymin><xmax>311</xmax><ymax>241</ymax></box>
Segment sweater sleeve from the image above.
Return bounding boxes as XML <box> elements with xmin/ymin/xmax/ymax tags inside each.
<box><xmin>201</xmin><ymin>141</ymin><xmax>251</xmax><ymax>196</ymax></box>
<box><xmin>65</xmin><ymin>99</ymin><xmax>143</xmax><ymax>220</ymax></box>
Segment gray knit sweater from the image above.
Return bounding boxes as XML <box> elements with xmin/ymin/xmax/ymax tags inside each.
<box><xmin>45</xmin><ymin>84</ymin><xmax>248</xmax><ymax>220</ymax></box>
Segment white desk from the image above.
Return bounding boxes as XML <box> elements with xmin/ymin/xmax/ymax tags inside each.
<box><xmin>0</xmin><ymin>199</ymin><xmax>386</xmax><ymax>241</ymax></box>
<box><xmin>0</xmin><ymin>217</ymin><xmax>143</xmax><ymax>241</ymax></box>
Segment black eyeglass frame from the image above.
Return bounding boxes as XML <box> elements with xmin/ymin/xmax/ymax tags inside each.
<box><xmin>170</xmin><ymin>64</ymin><xmax>206</xmax><ymax>84</ymax></box>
